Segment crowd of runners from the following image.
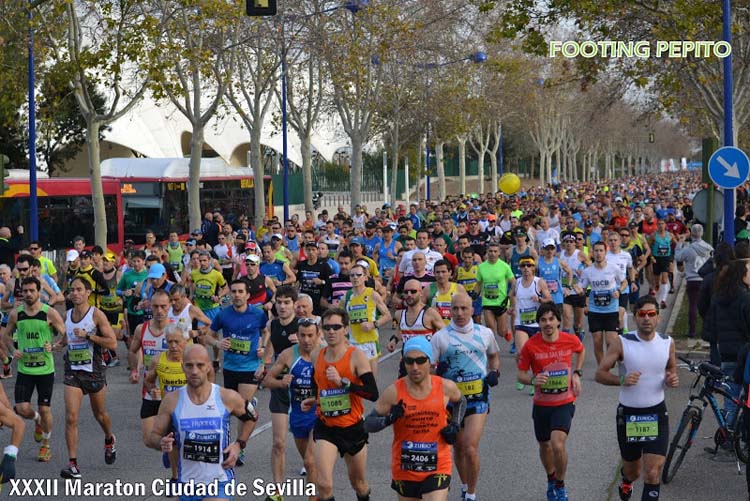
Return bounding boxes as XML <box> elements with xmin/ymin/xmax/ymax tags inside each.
<box><xmin>0</xmin><ymin>169</ymin><xmax>735</xmax><ymax>500</ymax></box>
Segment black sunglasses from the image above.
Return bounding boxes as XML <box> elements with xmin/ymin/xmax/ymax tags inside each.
<box><xmin>298</xmin><ymin>317</ymin><xmax>319</xmax><ymax>327</ymax></box>
<box><xmin>404</xmin><ymin>356</ymin><xmax>429</xmax><ymax>365</ymax></box>
<box><xmin>322</xmin><ymin>324</ymin><xmax>344</xmax><ymax>331</ymax></box>
<box><xmin>403</xmin><ymin>289</ymin><xmax>420</xmax><ymax>295</ymax></box>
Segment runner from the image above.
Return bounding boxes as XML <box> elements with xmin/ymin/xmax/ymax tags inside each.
<box><xmin>648</xmin><ymin>218</ymin><xmax>676</xmax><ymax>310</ymax></box>
<box><xmin>190</xmin><ymin>250</ymin><xmax>229</xmax><ymax>372</ymax></box>
<box><xmin>423</xmin><ymin>259</ymin><xmax>466</xmax><ymax>326</ymax></box>
<box><xmin>300</xmin><ymin>308</ymin><xmax>379</xmax><ymax>501</ymax></box>
<box><xmin>147</xmin><ymin>344</ymin><xmax>257</xmax><ymax>501</ymax></box>
<box><xmin>595</xmin><ymin>296</ymin><xmax>679</xmax><ymax>501</ymax></box>
<box><xmin>116</xmin><ymin>249</ymin><xmax>148</xmax><ymax>348</ymax></box>
<box><xmin>0</xmin><ymin>276</ymin><xmax>66</xmax><ymax>462</ymax></box>
<box><xmin>576</xmin><ymin>241</ymin><xmax>627</xmax><ymax>365</ymax></box>
<box><xmin>295</xmin><ymin>241</ymin><xmax>332</xmax><ymax>315</ymax></box>
<box><xmin>606</xmin><ymin>232</ymin><xmax>636</xmax><ymax>333</ymax></box>
<box><xmin>206</xmin><ymin>278</ymin><xmax>268</xmax><ymax>465</ymax></box>
<box><xmin>143</xmin><ymin>322</ymin><xmax>190</xmax><ymax>485</ymax></box>
<box><xmin>343</xmin><ymin>264</ymin><xmax>391</xmax><ymax>380</ymax></box>
<box><xmin>365</xmin><ymin>336</ymin><xmax>465</xmax><ymax>501</ymax></box>
<box><xmin>537</xmin><ymin>238</ymin><xmax>572</xmax><ymax>320</ymax></box>
<box><xmin>431</xmin><ymin>293</ymin><xmax>501</xmax><ymax>501</ymax></box>
<box><xmin>167</xmin><ymin>284</ymin><xmax>211</xmax><ymax>341</ymax></box>
<box><xmin>517</xmin><ymin>303</ymin><xmax>585</xmax><ymax>501</ymax></box>
<box><xmin>0</xmin><ymin>381</ymin><xmax>23</xmax><ymax>483</ymax></box>
<box><xmin>99</xmin><ymin>251</ymin><xmax>123</xmax><ymax>366</ymax></box>
<box><xmin>55</xmin><ymin>277</ymin><xmax>118</xmax><ymax>479</ymax></box>
<box><xmin>263</xmin><ymin>316</ymin><xmax>320</xmax><ymax>499</ymax></box>
<box><xmin>559</xmin><ymin>232</ymin><xmax>589</xmax><ymax>339</ymax></box>
<box><xmin>476</xmin><ymin>242</ymin><xmax>515</xmax><ymax>350</ymax></box>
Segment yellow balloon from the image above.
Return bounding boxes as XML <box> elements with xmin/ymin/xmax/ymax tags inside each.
<box><xmin>498</xmin><ymin>173</ymin><xmax>521</xmax><ymax>195</ymax></box>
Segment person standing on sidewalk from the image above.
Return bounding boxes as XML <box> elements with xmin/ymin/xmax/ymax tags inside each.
<box><xmin>674</xmin><ymin>223</ymin><xmax>713</xmax><ymax>348</ymax></box>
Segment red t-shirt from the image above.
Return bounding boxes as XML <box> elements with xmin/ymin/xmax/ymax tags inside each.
<box><xmin>517</xmin><ymin>332</ymin><xmax>584</xmax><ymax>407</ymax></box>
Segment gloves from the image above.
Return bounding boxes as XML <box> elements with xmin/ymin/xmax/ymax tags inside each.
<box><xmin>385</xmin><ymin>400</ymin><xmax>406</xmax><ymax>426</ymax></box>
<box><xmin>440</xmin><ymin>422</ymin><xmax>459</xmax><ymax>445</ymax></box>
<box><xmin>485</xmin><ymin>370</ymin><xmax>499</xmax><ymax>388</ymax></box>
<box><xmin>0</xmin><ymin>454</ymin><xmax>16</xmax><ymax>483</ymax></box>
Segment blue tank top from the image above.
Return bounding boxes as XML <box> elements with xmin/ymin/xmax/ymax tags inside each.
<box><xmin>652</xmin><ymin>232</ymin><xmax>672</xmax><ymax>257</ymax></box>
<box><xmin>361</xmin><ymin>235</ymin><xmax>382</xmax><ymax>258</ymax></box>
<box><xmin>510</xmin><ymin>247</ymin><xmax>531</xmax><ymax>278</ymax></box>
<box><xmin>379</xmin><ymin>239</ymin><xmax>398</xmax><ymax>273</ymax></box>
<box><xmin>260</xmin><ymin>260</ymin><xmax>285</xmax><ymax>282</ymax></box>
<box><xmin>537</xmin><ymin>257</ymin><xmax>563</xmax><ymax>304</ymax></box>
<box><xmin>288</xmin><ymin>345</ymin><xmax>316</xmax><ymax>427</ymax></box>
<box><xmin>285</xmin><ymin>236</ymin><xmax>300</xmax><ymax>253</ymax></box>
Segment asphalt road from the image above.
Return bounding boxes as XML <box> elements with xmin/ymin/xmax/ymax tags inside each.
<box><xmin>1</xmin><ymin>278</ymin><xmax>746</xmax><ymax>500</ymax></box>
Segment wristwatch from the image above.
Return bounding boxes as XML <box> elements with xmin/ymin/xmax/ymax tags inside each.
<box><xmin>573</xmin><ymin>369</ymin><xmax>583</xmax><ymax>377</ymax></box>
<box><xmin>235</xmin><ymin>439</ymin><xmax>247</xmax><ymax>450</ymax></box>
<box><xmin>341</xmin><ymin>377</ymin><xmax>351</xmax><ymax>389</ymax></box>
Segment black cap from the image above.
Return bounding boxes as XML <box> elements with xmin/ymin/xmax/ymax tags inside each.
<box><xmin>365</xmin><ymin>221</ymin><xmax>377</xmax><ymax>229</ymax></box>
<box><xmin>79</xmin><ymin>250</ymin><xmax>92</xmax><ymax>259</ymax></box>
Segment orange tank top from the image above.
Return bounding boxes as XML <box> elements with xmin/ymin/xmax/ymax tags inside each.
<box><xmin>391</xmin><ymin>376</ymin><xmax>452</xmax><ymax>481</ymax></box>
<box><xmin>314</xmin><ymin>346</ymin><xmax>363</xmax><ymax>427</ymax></box>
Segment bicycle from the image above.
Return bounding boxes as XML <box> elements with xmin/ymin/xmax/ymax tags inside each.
<box><xmin>662</xmin><ymin>356</ymin><xmax>749</xmax><ymax>484</ymax></box>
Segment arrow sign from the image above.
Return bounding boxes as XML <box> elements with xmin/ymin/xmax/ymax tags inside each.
<box><xmin>709</xmin><ymin>146</ymin><xmax>750</xmax><ymax>189</ymax></box>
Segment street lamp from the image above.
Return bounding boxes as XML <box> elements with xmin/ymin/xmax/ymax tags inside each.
<box><xmin>27</xmin><ymin>0</ymin><xmax>47</xmax><ymax>242</ymax></box>
<box><xmin>279</xmin><ymin>0</ymin><xmax>368</xmax><ymax>222</ymax></box>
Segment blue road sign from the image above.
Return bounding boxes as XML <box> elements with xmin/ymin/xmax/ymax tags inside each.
<box><xmin>709</xmin><ymin>146</ymin><xmax>750</xmax><ymax>189</ymax></box>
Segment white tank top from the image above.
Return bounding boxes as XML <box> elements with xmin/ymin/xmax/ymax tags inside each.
<box><xmin>515</xmin><ymin>277</ymin><xmax>542</xmax><ymax>328</ymax></box>
<box><xmin>560</xmin><ymin>249</ymin><xmax>583</xmax><ymax>286</ymax></box>
<box><xmin>169</xmin><ymin>303</ymin><xmax>192</xmax><ymax>331</ymax></box>
<box><xmin>399</xmin><ymin>307</ymin><xmax>433</xmax><ymax>342</ymax></box>
<box><xmin>173</xmin><ymin>384</ymin><xmax>233</xmax><ymax>483</ymax></box>
<box><xmin>619</xmin><ymin>332</ymin><xmax>671</xmax><ymax>408</ymax></box>
<box><xmin>65</xmin><ymin>307</ymin><xmax>97</xmax><ymax>373</ymax></box>
<box><xmin>141</xmin><ymin>321</ymin><xmax>169</xmax><ymax>400</ymax></box>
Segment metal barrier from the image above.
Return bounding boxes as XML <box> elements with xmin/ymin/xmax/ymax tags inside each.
<box><xmin>319</xmin><ymin>192</ymin><xmax>383</xmax><ymax>208</ymax></box>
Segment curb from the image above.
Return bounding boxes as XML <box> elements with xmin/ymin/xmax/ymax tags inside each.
<box><xmin>665</xmin><ymin>273</ymin><xmax>687</xmax><ymax>336</ymax></box>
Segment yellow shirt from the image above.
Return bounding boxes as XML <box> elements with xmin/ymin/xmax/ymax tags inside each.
<box><xmin>156</xmin><ymin>352</ymin><xmax>187</xmax><ymax>396</ymax></box>
<box><xmin>345</xmin><ymin>287</ymin><xmax>378</xmax><ymax>344</ymax></box>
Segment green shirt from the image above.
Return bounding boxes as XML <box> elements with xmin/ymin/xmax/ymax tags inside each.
<box><xmin>190</xmin><ymin>268</ymin><xmax>227</xmax><ymax>311</ymax></box>
<box><xmin>117</xmin><ymin>268</ymin><xmax>149</xmax><ymax>316</ymax></box>
<box><xmin>16</xmin><ymin>304</ymin><xmax>55</xmax><ymax>376</ymax></box>
<box><xmin>477</xmin><ymin>259</ymin><xmax>514</xmax><ymax>306</ymax></box>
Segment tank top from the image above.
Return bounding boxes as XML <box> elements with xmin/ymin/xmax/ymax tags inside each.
<box><xmin>141</xmin><ymin>321</ymin><xmax>169</xmax><ymax>400</ymax></box>
<box><xmin>510</xmin><ymin>246</ymin><xmax>531</xmax><ymax>278</ymax></box>
<box><xmin>314</xmin><ymin>346</ymin><xmax>363</xmax><ymax>427</ymax></box>
<box><xmin>619</xmin><ymin>332</ymin><xmax>671</xmax><ymax>408</ymax></box>
<box><xmin>289</xmin><ymin>345</ymin><xmax>315</xmax><ymax>417</ymax></box>
<box><xmin>457</xmin><ymin>265</ymin><xmax>479</xmax><ymax>294</ymax></box>
<box><xmin>245</xmin><ymin>273</ymin><xmax>268</xmax><ymax>308</ymax></box>
<box><xmin>537</xmin><ymin>257</ymin><xmax>563</xmax><ymax>304</ymax></box>
<box><xmin>345</xmin><ymin>288</ymin><xmax>378</xmax><ymax>344</ymax></box>
<box><xmin>270</xmin><ymin>318</ymin><xmax>298</xmax><ymax>359</ymax></box>
<box><xmin>379</xmin><ymin>239</ymin><xmax>397</xmax><ymax>273</ymax></box>
<box><xmin>391</xmin><ymin>376</ymin><xmax>451</xmax><ymax>481</ymax></box>
<box><xmin>652</xmin><ymin>232</ymin><xmax>672</xmax><ymax>257</ymax></box>
<box><xmin>328</xmin><ymin>275</ymin><xmax>353</xmax><ymax>307</ymax></box>
<box><xmin>172</xmin><ymin>384</ymin><xmax>233</xmax><ymax>483</ymax></box>
<box><xmin>156</xmin><ymin>352</ymin><xmax>187</xmax><ymax>396</ymax></box>
<box><xmin>260</xmin><ymin>260</ymin><xmax>285</xmax><ymax>283</ymax></box>
<box><xmin>399</xmin><ymin>307</ymin><xmax>434</xmax><ymax>342</ymax></box>
<box><xmin>560</xmin><ymin>249</ymin><xmax>583</xmax><ymax>287</ymax></box>
<box><xmin>515</xmin><ymin>277</ymin><xmax>543</xmax><ymax>328</ymax></box>
<box><xmin>16</xmin><ymin>304</ymin><xmax>54</xmax><ymax>376</ymax></box>
<box><xmin>166</xmin><ymin>244</ymin><xmax>184</xmax><ymax>272</ymax></box>
<box><xmin>428</xmin><ymin>282</ymin><xmax>458</xmax><ymax>325</ymax></box>
<box><xmin>168</xmin><ymin>303</ymin><xmax>192</xmax><ymax>332</ymax></box>
<box><xmin>99</xmin><ymin>271</ymin><xmax>121</xmax><ymax>313</ymax></box>
<box><xmin>437</xmin><ymin>325</ymin><xmax>490</xmax><ymax>400</ymax></box>
<box><xmin>65</xmin><ymin>307</ymin><xmax>101</xmax><ymax>374</ymax></box>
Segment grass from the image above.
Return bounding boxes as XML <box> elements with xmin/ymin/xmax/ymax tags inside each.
<box><xmin>671</xmin><ymin>289</ymin><xmax>701</xmax><ymax>339</ymax></box>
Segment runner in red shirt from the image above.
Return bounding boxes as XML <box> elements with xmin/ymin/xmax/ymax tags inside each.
<box><xmin>517</xmin><ymin>303</ymin><xmax>585</xmax><ymax>501</ymax></box>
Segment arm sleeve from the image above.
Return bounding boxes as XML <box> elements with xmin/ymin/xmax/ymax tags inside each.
<box><xmin>364</xmin><ymin>408</ymin><xmax>391</xmax><ymax>433</ymax></box>
<box><xmin>349</xmin><ymin>372</ymin><xmax>378</xmax><ymax>401</ymax></box>
<box><xmin>450</xmin><ymin>396</ymin><xmax>467</xmax><ymax>425</ymax></box>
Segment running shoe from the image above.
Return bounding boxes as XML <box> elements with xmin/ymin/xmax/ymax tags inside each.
<box><xmin>547</xmin><ymin>480</ymin><xmax>556</xmax><ymax>501</ymax></box>
<box><xmin>60</xmin><ymin>462</ymin><xmax>81</xmax><ymax>479</ymax></box>
<box><xmin>299</xmin><ymin>466</ymin><xmax>307</xmax><ymax>476</ymax></box>
<box><xmin>34</xmin><ymin>420</ymin><xmax>43</xmax><ymax>442</ymax></box>
<box><xmin>504</xmin><ymin>330</ymin><xmax>513</xmax><ymax>342</ymax></box>
<box><xmin>618</xmin><ymin>482</ymin><xmax>633</xmax><ymax>500</ymax></box>
<box><xmin>105</xmin><ymin>434</ymin><xmax>117</xmax><ymax>464</ymax></box>
<box><xmin>669</xmin><ymin>287</ymin><xmax>675</xmax><ymax>294</ymax></box>
<box><xmin>516</xmin><ymin>382</ymin><xmax>525</xmax><ymax>391</ymax></box>
<box><xmin>1</xmin><ymin>364</ymin><xmax>11</xmax><ymax>379</ymax></box>
<box><xmin>529</xmin><ymin>384</ymin><xmax>535</xmax><ymax>396</ymax></box>
<box><xmin>213</xmin><ymin>360</ymin><xmax>221</xmax><ymax>373</ymax></box>
<box><xmin>236</xmin><ymin>448</ymin><xmax>245</xmax><ymax>467</ymax></box>
<box><xmin>509</xmin><ymin>342</ymin><xmax>516</xmax><ymax>355</ymax></box>
<box><xmin>554</xmin><ymin>486</ymin><xmax>568</xmax><ymax>501</ymax></box>
<box><xmin>660</xmin><ymin>301</ymin><xmax>667</xmax><ymax>310</ymax></box>
<box><xmin>37</xmin><ymin>442</ymin><xmax>51</xmax><ymax>462</ymax></box>
<box><xmin>107</xmin><ymin>358</ymin><xmax>121</xmax><ymax>368</ymax></box>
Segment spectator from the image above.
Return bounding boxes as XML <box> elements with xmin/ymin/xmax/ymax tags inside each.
<box><xmin>674</xmin><ymin>223</ymin><xmax>713</xmax><ymax>347</ymax></box>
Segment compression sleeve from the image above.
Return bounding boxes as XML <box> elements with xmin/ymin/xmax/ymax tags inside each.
<box><xmin>349</xmin><ymin>372</ymin><xmax>379</xmax><ymax>401</ymax></box>
<box><xmin>364</xmin><ymin>408</ymin><xmax>390</xmax><ymax>433</ymax></box>
<box><xmin>450</xmin><ymin>395</ymin><xmax>467</xmax><ymax>425</ymax></box>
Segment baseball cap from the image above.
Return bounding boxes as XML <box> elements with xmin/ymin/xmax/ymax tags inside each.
<box><xmin>519</xmin><ymin>256</ymin><xmax>536</xmax><ymax>266</ymax></box>
<box><xmin>79</xmin><ymin>250</ymin><xmax>92</xmax><ymax>259</ymax></box>
<box><xmin>356</xmin><ymin>259</ymin><xmax>370</xmax><ymax>269</ymax></box>
<box><xmin>365</xmin><ymin>221</ymin><xmax>377</xmax><ymax>229</ymax></box>
<box><xmin>186</xmin><ymin>239</ymin><xmax>197</xmax><ymax>246</ymax></box>
<box><xmin>512</xmin><ymin>226</ymin><xmax>527</xmax><ymax>237</ymax></box>
<box><xmin>245</xmin><ymin>242</ymin><xmax>258</xmax><ymax>251</ymax></box>
<box><xmin>103</xmin><ymin>250</ymin><xmax>117</xmax><ymax>261</ymax></box>
<box><xmin>615</xmin><ymin>196</ymin><xmax>623</xmax><ymax>202</ymax></box>
<box><xmin>542</xmin><ymin>238</ymin><xmax>556</xmax><ymax>249</ymax></box>
<box><xmin>403</xmin><ymin>336</ymin><xmax>433</xmax><ymax>362</ymax></box>
<box><xmin>66</xmin><ymin>249</ymin><xmax>80</xmax><ymax>262</ymax></box>
<box><xmin>191</xmin><ymin>228</ymin><xmax>202</xmax><ymax>235</ymax></box>
<box><xmin>562</xmin><ymin>233</ymin><xmax>576</xmax><ymax>242</ymax></box>
<box><xmin>246</xmin><ymin>254</ymin><xmax>261</xmax><ymax>264</ymax></box>
<box><xmin>584</xmin><ymin>220</ymin><xmax>593</xmax><ymax>227</ymax></box>
<box><xmin>304</xmin><ymin>240</ymin><xmax>318</xmax><ymax>248</ymax></box>
<box><xmin>349</xmin><ymin>237</ymin><xmax>364</xmax><ymax>246</ymax></box>
<box><xmin>271</xmin><ymin>233</ymin><xmax>283</xmax><ymax>240</ymax></box>
<box><xmin>147</xmin><ymin>263</ymin><xmax>166</xmax><ymax>279</ymax></box>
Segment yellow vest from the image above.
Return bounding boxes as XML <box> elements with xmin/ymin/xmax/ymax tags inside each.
<box><xmin>457</xmin><ymin>265</ymin><xmax>478</xmax><ymax>294</ymax></box>
<box><xmin>429</xmin><ymin>282</ymin><xmax>458</xmax><ymax>325</ymax></box>
<box><xmin>156</xmin><ymin>352</ymin><xmax>187</xmax><ymax>396</ymax></box>
<box><xmin>345</xmin><ymin>287</ymin><xmax>378</xmax><ymax>344</ymax></box>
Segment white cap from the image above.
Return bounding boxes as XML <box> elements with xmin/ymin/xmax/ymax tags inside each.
<box><xmin>66</xmin><ymin>249</ymin><xmax>80</xmax><ymax>262</ymax></box>
<box><xmin>542</xmin><ymin>238</ymin><xmax>556</xmax><ymax>248</ymax></box>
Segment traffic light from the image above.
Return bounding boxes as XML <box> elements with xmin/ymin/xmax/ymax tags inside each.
<box><xmin>246</xmin><ymin>0</ymin><xmax>276</xmax><ymax>16</ymax></box>
<box><xmin>0</xmin><ymin>154</ymin><xmax>9</xmax><ymax>196</ymax></box>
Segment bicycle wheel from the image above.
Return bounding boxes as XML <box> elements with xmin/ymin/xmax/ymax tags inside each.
<box><xmin>662</xmin><ymin>406</ymin><xmax>701</xmax><ymax>484</ymax></box>
<box><xmin>733</xmin><ymin>406</ymin><xmax>749</xmax><ymax>464</ymax></box>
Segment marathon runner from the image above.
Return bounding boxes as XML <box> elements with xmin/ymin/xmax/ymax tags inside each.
<box><xmin>431</xmin><ymin>293</ymin><xmax>500</xmax><ymax>501</ymax></box>
<box><xmin>116</xmin><ymin>249</ymin><xmax>148</xmax><ymax>349</ymax></box>
<box><xmin>423</xmin><ymin>260</ymin><xmax>466</xmax><ymax>326</ymax></box>
<box><xmin>559</xmin><ymin>232</ymin><xmax>589</xmax><ymax>339</ymax></box>
<box><xmin>517</xmin><ymin>303</ymin><xmax>585</xmax><ymax>501</ymax></box>
<box><xmin>476</xmin><ymin>242</ymin><xmax>515</xmax><ymax>350</ymax></box>
<box><xmin>648</xmin><ymin>218</ymin><xmax>676</xmax><ymax>310</ymax></box>
<box><xmin>190</xmin><ymin>250</ymin><xmax>229</xmax><ymax>372</ymax></box>
<box><xmin>606</xmin><ymin>232</ymin><xmax>636</xmax><ymax>333</ymax></box>
<box><xmin>167</xmin><ymin>284</ymin><xmax>211</xmax><ymax>341</ymax></box>
<box><xmin>457</xmin><ymin>248</ymin><xmax>482</xmax><ymax>322</ymax></box>
<box><xmin>55</xmin><ymin>277</ymin><xmax>119</xmax><ymax>479</ymax></box>
<box><xmin>365</xmin><ymin>336</ymin><xmax>465</xmax><ymax>501</ymax></box>
<box><xmin>595</xmin><ymin>296</ymin><xmax>678</xmax><ymax>501</ymax></box>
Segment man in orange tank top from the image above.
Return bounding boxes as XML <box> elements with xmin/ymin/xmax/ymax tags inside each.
<box><xmin>300</xmin><ymin>308</ymin><xmax>379</xmax><ymax>501</ymax></box>
<box><xmin>366</xmin><ymin>336</ymin><xmax>465</xmax><ymax>500</ymax></box>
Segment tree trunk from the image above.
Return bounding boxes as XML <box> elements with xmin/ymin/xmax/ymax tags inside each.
<box><xmin>188</xmin><ymin>124</ymin><xmax>204</xmax><ymax>232</ymax></box>
<box><xmin>301</xmin><ymin>133</ymin><xmax>314</xmax><ymax>213</ymax></box>
<box><xmin>416</xmin><ymin>138</ymin><xmax>423</xmax><ymax>201</ymax></box>
<box><xmin>530</xmin><ymin>154</ymin><xmax>536</xmax><ymax>181</ymax></box>
<box><xmin>250</xmin><ymin>127</ymin><xmax>265</xmax><ymax>230</ymax></box>
<box><xmin>351</xmin><ymin>136</ymin><xmax>363</xmax><ymax>211</ymax></box>
<box><xmin>458</xmin><ymin>138</ymin><xmax>467</xmax><ymax>196</ymax></box>
<box><xmin>489</xmin><ymin>151</ymin><xmax>497</xmax><ymax>196</ymax></box>
<box><xmin>477</xmin><ymin>150</ymin><xmax>485</xmax><ymax>195</ymax></box>
<box><xmin>436</xmin><ymin>141</ymin><xmax>446</xmax><ymax>201</ymax></box>
<box><xmin>390</xmin><ymin>141</ymin><xmax>399</xmax><ymax>203</ymax></box>
<box><xmin>87</xmin><ymin>121</ymin><xmax>107</xmax><ymax>248</ymax></box>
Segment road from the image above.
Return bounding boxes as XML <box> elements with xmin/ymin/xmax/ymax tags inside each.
<box><xmin>1</xmin><ymin>281</ymin><xmax>746</xmax><ymax>500</ymax></box>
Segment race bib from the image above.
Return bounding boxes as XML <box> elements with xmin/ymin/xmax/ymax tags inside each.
<box><xmin>68</xmin><ymin>342</ymin><xmax>92</xmax><ymax>366</ymax></box>
<box><xmin>657</xmin><ymin>245</ymin><xmax>669</xmax><ymax>257</ymax></box>
<box><xmin>291</xmin><ymin>384</ymin><xmax>313</xmax><ymax>402</ymax></box>
<box><xmin>593</xmin><ymin>291</ymin><xmax>612</xmax><ymax>307</ymax></box>
<box><xmin>546</xmin><ymin>280</ymin><xmax>559</xmax><ymax>293</ymax></box>
<box><xmin>348</xmin><ymin>304</ymin><xmax>368</xmax><ymax>324</ymax></box>
<box><xmin>23</xmin><ymin>347</ymin><xmax>46</xmax><ymax>368</ymax></box>
<box><xmin>183</xmin><ymin>432</ymin><xmax>220</xmax><ymax>463</ymax></box>
<box><xmin>229</xmin><ymin>337</ymin><xmax>251</xmax><ymax>355</ymax></box>
<box><xmin>435</xmin><ymin>301</ymin><xmax>451</xmax><ymax>319</ymax></box>
<box><xmin>400</xmin><ymin>441</ymin><xmax>438</xmax><ymax>472</ymax></box>
<box><xmin>483</xmin><ymin>284</ymin><xmax>499</xmax><ymax>299</ymax></box>
<box><xmin>520</xmin><ymin>307</ymin><xmax>537</xmax><ymax>325</ymax></box>
<box><xmin>320</xmin><ymin>388</ymin><xmax>351</xmax><ymax>417</ymax></box>
<box><xmin>456</xmin><ymin>373</ymin><xmax>483</xmax><ymax>399</ymax></box>
<box><xmin>541</xmin><ymin>369</ymin><xmax>569</xmax><ymax>394</ymax></box>
<box><xmin>625</xmin><ymin>414</ymin><xmax>659</xmax><ymax>442</ymax></box>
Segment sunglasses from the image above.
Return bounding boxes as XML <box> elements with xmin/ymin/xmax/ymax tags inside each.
<box><xmin>576</xmin><ymin>237</ymin><xmax>584</xmax><ymax>241</ymax></box>
<box><xmin>520</xmin><ymin>263</ymin><xmax>535</xmax><ymax>268</ymax></box>
<box><xmin>403</xmin><ymin>289</ymin><xmax>420</xmax><ymax>295</ymax></box>
<box><xmin>29</xmin><ymin>247</ymin><xmax>40</xmax><ymax>251</ymax></box>
<box><xmin>350</xmin><ymin>272</ymin><xmax>364</xmax><ymax>278</ymax></box>
<box><xmin>322</xmin><ymin>324</ymin><xmax>344</xmax><ymax>331</ymax></box>
<box><xmin>246</xmin><ymin>261</ymin><xmax>258</xmax><ymax>266</ymax></box>
<box><xmin>298</xmin><ymin>317</ymin><xmax>319</xmax><ymax>327</ymax></box>
<box><xmin>636</xmin><ymin>310</ymin><xmax>658</xmax><ymax>318</ymax></box>
<box><xmin>404</xmin><ymin>356</ymin><xmax>430</xmax><ymax>365</ymax></box>
<box><xmin>16</xmin><ymin>267</ymin><xmax>30</xmax><ymax>272</ymax></box>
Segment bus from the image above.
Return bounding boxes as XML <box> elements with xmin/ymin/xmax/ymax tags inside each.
<box><xmin>0</xmin><ymin>171</ymin><xmax>124</xmax><ymax>252</ymax></box>
<box><xmin>101</xmin><ymin>158</ymin><xmax>273</xmax><ymax>243</ymax></box>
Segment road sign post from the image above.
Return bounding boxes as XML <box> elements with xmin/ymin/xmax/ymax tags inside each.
<box><xmin>702</xmin><ymin>137</ymin><xmax>718</xmax><ymax>245</ymax></box>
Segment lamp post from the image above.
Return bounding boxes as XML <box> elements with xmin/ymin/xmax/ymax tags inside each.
<box><xmin>27</xmin><ymin>0</ymin><xmax>47</xmax><ymax>242</ymax></box>
<box><xmin>280</xmin><ymin>0</ymin><xmax>367</xmax><ymax>222</ymax></box>
<box><xmin>722</xmin><ymin>0</ymin><xmax>735</xmax><ymax>245</ymax></box>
